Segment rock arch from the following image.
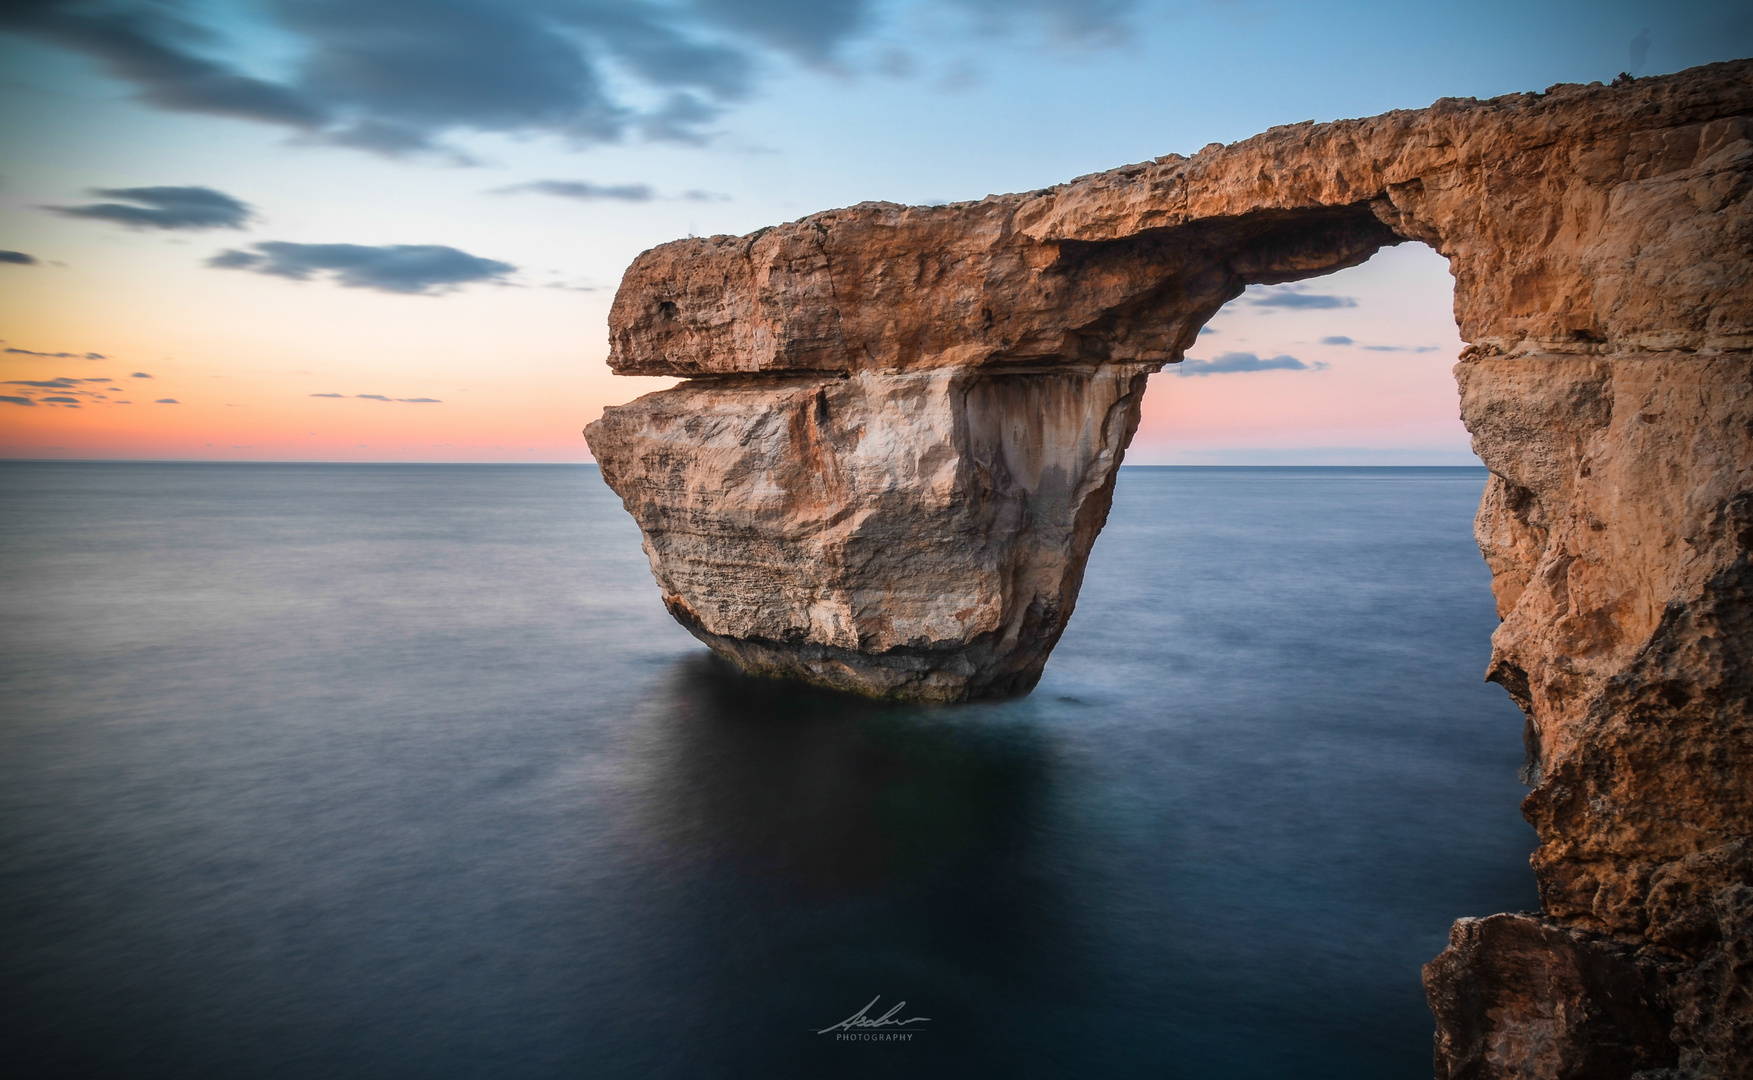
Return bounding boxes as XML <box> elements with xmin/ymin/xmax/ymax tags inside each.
<box><xmin>586</xmin><ymin>60</ymin><xmax>1751</xmax><ymax>1077</ymax></box>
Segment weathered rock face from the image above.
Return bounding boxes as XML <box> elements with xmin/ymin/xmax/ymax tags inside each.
<box><xmin>1425</xmin><ymin>913</ymin><xmax>1681</xmax><ymax>1078</ymax></box>
<box><xmin>586</xmin><ymin>60</ymin><xmax>1752</xmax><ymax>1077</ymax></box>
<box><xmin>591</xmin><ymin>364</ymin><xmax>1151</xmax><ymax>699</ymax></box>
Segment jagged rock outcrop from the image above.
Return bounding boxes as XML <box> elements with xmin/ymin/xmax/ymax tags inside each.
<box><xmin>586</xmin><ymin>60</ymin><xmax>1753</xmax><ymax>1077</ymax></box>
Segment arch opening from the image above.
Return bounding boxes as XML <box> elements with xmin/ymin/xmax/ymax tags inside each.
<box><xmin>1128</xmin><ymin>241</ymin><xmax>1471</xmax><ymax>467</ymax></box>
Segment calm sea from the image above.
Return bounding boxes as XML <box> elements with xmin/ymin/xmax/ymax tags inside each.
<box><xmin>0</xmin><ymin>463</ymin><xmax>1535</xmax><ymax>1079</ymax></box>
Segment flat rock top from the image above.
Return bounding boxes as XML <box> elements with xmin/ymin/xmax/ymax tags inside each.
<box><xmin>608</xmin><ymin>59</ymin><xmax>1753</xmax><ymax>377</ymax></box>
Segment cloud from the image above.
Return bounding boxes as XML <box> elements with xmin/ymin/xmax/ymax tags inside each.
<box><xmin>155</xmin><ymin>398</ymin><xmax>180</xmax><ymax>403</ymax></box>
<box><xmin>1249</xmin><ymin>289</ymin><xmax>1357</xmax><ymax>309</ymax></box>
<box><xmin>693</xmin><ymin>0</ymin><xmax>866</xmax><ymax>63</ymax></box>
<box><xmin>0</xmin><ymin>0</ymin><xmax>745</xmax><ymax>153</ymax></box>
<box><xmin>494</xmin><ymin>179</ymin><xmax>655</xmax><ymax>202</ymax></box>
<box><xmin>496</xmin><ymin>179</ymin><xmax>731</xmax><ymax>203</ymax></box>
<box><xmin>0</xmin><ymin>2</ymin><xmax>329</xmax><ymax>127</ymax></box>
<box><xmin>1175</xmin><ymin>352</ymin><xmax>1327</xmax><ymax>376</ymax></box>
<box><xmin>41</xmin><ymin>395</ymin><xmax>81</xmax><ymax>403</ymax></box>
<box><xmin>47</xmin><ymin>185</ymin><xmax>254</xmax><ymax>230</ymax></box>
<box><xmin>1362</xmin><ymin>344</ymin><xmax>1442</xmax><ymax>353</ymax></box>
<box><xmin>948</xmin><ymin>0</ymin><xmax>1136</xmax><ymax>48</ymax></box>
<box><xmin>313</xmin><ymin>392</ymin><xmax>436</xmax><ymax>401</ymax></box>
<box><xmin>5</xmin><ymin>347</ymin><xmax>102</xmax><ymax>359</ymax></box>
<box><xmin>131</xmin><ymin>372</ymin><xmax>152</xmax><ymax>378</ymax></box>
<box><xmin>637</xmin><ymin>91</ymin><xmax>726</xmax><ymax>144</ymax></box>
<box><xmin>0</xmin><ymin>249</ymin><xmax>38</xmax><ymax>265</ymax></box>
<box><xmin>0</xmin><ymin>395</ymin><xmax>36</xmax><ymax>406</ymax></box>
<box><xmin>5</xmin><ymin>378</ymin><xmax>83</xmax><ymax>388</ymax></box>
<box><xmin>0</xmin><ymin>1</ymin><xmax>1134</xmax><ymax>157</ymax></box>
<box><xmin>207</xmin><ymin>241</ymin><xmax>515</xmax><ymax>294</ymax></box>
<box><xmin>280</xmin><ymin>1</ymin><xmax>734</xmax><ymax>145</ymax></box>
<box><xmin>1320</xmin><ymin>335</ymin><xmax>1353</xmax><ymax>345</ymax></box>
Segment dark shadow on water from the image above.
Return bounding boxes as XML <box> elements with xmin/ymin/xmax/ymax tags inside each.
<box><xmin>630</xmin><ymin>653</ymin><xmax>1052</xmax><ymax>894</ymax></box>
<box><xmin>591</xmin><ymin>653</ymin><xmax>1087</xmax><ymax>1079</ymax></box>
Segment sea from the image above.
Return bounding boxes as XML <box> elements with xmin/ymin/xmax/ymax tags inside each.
<box><xmin>0</xmin><ymin>462</ymin><xmax>1537</xmax><ymax>1079</ymax></box>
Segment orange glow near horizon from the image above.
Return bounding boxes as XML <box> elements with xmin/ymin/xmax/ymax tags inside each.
<box><xmin>0</xmin><ymin>247</ymin><xmax>677</xmax><ymax>461</ymax></box>
<box><xmin>4</xmin><ymin>239</ymin><xmax>1465</xmax><ymax>464</ymax></box>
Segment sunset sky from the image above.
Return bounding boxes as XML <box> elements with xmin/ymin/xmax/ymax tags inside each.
<box><xmin>2</xmin><ymin>0</ymin><xmax>1747</xmax><ymax>464</ymax></box>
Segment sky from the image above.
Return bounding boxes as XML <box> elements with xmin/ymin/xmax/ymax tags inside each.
<box><xmin>1</xmin><ymin>0</ymin><xmax>1747</xmax><ymax>464</ymax></box>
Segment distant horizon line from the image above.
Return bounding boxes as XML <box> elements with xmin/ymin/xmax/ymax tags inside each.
<box><xmin>0</xmin><ymin>458</ymin><xmax>1489</xmax><ymax>469</ymax></box>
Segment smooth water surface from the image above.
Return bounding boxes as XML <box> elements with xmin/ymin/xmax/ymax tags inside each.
<box><xmin>1</xmin><ymin>463</ymin><xmax>1535</xmax><ymax>1078</ymax></box>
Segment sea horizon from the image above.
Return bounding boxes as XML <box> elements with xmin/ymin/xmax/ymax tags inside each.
<box><xmin>0</xmin><ymin>459</ymin><xmax>1490</xmax><ymax>469</ymax></box>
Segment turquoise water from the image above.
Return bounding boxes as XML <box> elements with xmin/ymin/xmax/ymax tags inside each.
<box><xmin>0</xmin><ymin>463</ymin><xmax>1535</xmax><ymax>1078</ymax></box>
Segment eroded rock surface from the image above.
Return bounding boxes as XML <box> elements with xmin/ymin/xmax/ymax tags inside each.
<box><xmin>591</xmin><ymin>364</ymin><xmax>1150</xmax><ymax>699</ymax></box>
<box><xmin>586</xmin><ymin>60</ymin><xmax>1753</xmax><ymax>1076</ymax></box>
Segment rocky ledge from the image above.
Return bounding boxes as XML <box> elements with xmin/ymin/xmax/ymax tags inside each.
<box><xmin>587</xmin><ymin>60</ymin><xmax>1752</xmax><ymax>1077</ymax></box>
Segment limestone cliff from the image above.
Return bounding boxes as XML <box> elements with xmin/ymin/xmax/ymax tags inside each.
<box><xmin>586</xmin><ymin>60</ymin><xmax>1752</xmax><ymax>1077</ymax></box>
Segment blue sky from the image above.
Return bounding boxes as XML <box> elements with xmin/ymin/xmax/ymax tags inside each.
<box><xmin>1</xmin><ymin>1</ymin><xmax>1746</xmax><ymax>462</ymax></box>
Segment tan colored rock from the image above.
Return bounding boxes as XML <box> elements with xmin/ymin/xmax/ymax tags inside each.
<box><xmin>586</xmin><ymin>59</ymin><xmax>1753</xmax><ymax>1076</ymax></box>
<box><xmin>591</xmin><ymin>364</ymin><xmax>1150</xmax><ymax>700</ymax></box>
